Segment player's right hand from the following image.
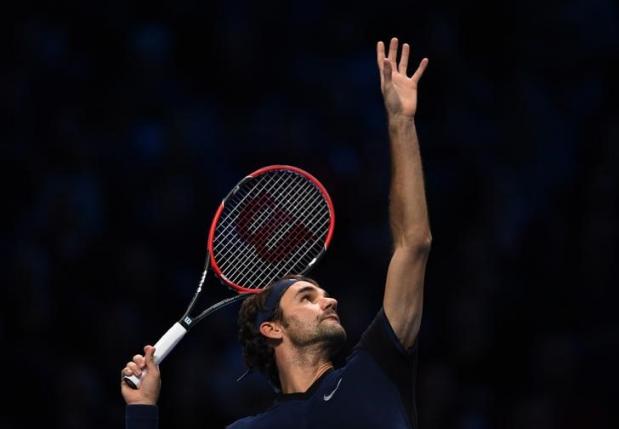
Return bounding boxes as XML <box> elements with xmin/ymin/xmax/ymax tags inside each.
<box><xmin>120</xmin><ymin>345</ymin><xmax>161</xmax><ymax>405</ymax></box>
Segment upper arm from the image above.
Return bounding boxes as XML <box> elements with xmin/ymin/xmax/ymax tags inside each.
<box><xmin>383</xmin><ymin>241</ymin><xmax>431</xmax><ymax>349</ymax></box>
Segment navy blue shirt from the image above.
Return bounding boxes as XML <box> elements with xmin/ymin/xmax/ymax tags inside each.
<box><xmin>126</xmin><ymin>308</ymin><xmax>418</xmax><ymax>429</ymax></box>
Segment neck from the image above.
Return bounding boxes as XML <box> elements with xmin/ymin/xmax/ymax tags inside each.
<box><xmin>275</xmin><ymin>345</ymin><xmax>334</xmax><ymax>394</ymax></box>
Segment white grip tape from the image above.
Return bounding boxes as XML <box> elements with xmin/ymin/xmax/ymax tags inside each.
<box><xmin>123</xmin><ymin>322</ymin><xmax>187</xmax><ymax>389</ymax></box>
<box><xmin>152</xmin><ymin>322</ymin><xmax>188</xmax><ymax>364</ymax></box>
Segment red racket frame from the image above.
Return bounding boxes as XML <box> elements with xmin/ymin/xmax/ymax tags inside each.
<box><xmin>207</xmin><ymin>165</ymin><xmax>335</xmax><ymax>294</ymax></box>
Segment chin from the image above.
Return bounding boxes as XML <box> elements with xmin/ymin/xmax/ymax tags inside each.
<box><xmin>322</xmin><ymin>324</ymin><xmax>347</xmax><ymax>354</ymax></box>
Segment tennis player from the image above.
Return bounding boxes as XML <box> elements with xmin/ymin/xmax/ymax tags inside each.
<box><xmin>121</xmin><ymin>37</ymin><xmax>431</xmax><ymax>428</ymax></box>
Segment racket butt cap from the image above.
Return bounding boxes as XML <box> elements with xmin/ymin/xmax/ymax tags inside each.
<box><xmin>123</xmin><ymin>374</ymin><xmax>141</xmax><ymax>389</ymax></box>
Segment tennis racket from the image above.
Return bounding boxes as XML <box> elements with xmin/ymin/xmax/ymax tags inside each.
<box><xmin>124</xmin><ymin>165</ymin><xmax>335</xmax><ymax>388</ymax></box>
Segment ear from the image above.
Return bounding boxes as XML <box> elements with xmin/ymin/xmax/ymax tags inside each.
<box><xmin>259</xmin><ymin>321</ymin><xmax>284</xmax><ymax>340</ymax></box>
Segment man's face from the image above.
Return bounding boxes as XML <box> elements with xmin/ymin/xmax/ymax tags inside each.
<box><xmin>277</xmin><ymin>281</ymin><xmax>347</xmax><ymax>353</ymax></box>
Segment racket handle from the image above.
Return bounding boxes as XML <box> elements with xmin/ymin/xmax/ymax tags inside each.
<box><xmin>123</xmin><ymin>322</ymin><xmax>188</xmax><ymax>389</ymax></box>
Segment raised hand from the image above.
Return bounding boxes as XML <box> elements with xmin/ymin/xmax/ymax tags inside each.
<box><xmin>377</xmin><ymin>37</ymin><xmax>428</xmax><ymax>119</ymax></box>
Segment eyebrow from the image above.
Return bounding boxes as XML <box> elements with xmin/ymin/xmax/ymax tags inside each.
<box><xmin>295</xmin><ymin>285</ymin><xmax>330</xmax><ymax>299</ymax></box>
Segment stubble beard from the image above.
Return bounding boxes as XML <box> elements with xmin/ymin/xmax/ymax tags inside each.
<box><xmin>286</xmin><ymin>315</ymin><xmax>348</xmax><ymax>356</ymax></box>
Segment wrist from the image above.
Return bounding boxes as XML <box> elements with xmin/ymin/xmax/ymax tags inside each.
<box><xmin>387</xmin><ymin>114</ymin><xmax>416</xmax><ymax>132</ymax></box>
<box><xmin>127</xmin><ymin>398</ymin><xmax>158</xmax><ymax>406</ymax></box>
<box><xmin>388</xmin><ymin>113</ymin><xmax>415</xmax><ymax>124</ymax></box>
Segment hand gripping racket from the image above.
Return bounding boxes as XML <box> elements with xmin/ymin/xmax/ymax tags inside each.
<box><xmin>124</xmin><ymin>165</ymin><xmax>335</xmax><ymax>388</ymax></box>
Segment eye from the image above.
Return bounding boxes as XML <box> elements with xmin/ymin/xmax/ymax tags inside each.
<box><xmin>301</xmin><ymin>295</ymin><xmax>311</xmax><ymax>302</ymax></box>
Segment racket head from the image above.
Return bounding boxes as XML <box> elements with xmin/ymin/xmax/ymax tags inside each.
<box><xmin>207</xmin><ymin>165</ymin><xmax>335</xmax><ymax>294</ymax></box>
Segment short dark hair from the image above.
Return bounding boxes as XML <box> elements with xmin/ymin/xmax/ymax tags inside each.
<box><xmin>237</xmin><ymin>274</ymin><xmax>319</xmax><ymax>389</ymax></box>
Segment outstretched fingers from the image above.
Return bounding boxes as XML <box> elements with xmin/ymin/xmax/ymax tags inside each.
<box><xmin>377</xmin><ymin>38</ymin><xmax>398</xmax><ymax>86</ymax></box>
<box><xmin>377</xmin><ymin>41</ymin><xmax>386</xmax><ymax>85</ymax></box>
<box><xmin>411</xmin><ymin>58</ymin><xmax>429</xmax><ymax>83</ymax></box>
<box><xmin>388</xmin><ymin>37</ymin><xmax>398</xmax><ymax>63</ymax></box>
<box><xmin>399</xmin><ymin>43</ymin><xmax>410</xmax><ymax>76</ymax></box>
<box><xmin>376</xmin><ymin>41</ymin><xmax>386</xmax><ymax>68</ymax></box>
<box><xmin>378</xmin><ymin>38</ymin><xmax>428</xmax><ymax>87</ymax></box>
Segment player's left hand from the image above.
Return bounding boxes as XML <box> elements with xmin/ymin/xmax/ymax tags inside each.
<box><xmin>377</xmin><ymin>37</ymin><xmax>428</xmax><ymax>119</ymax></box>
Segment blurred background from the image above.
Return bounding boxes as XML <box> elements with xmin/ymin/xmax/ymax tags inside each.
<box><xmin>5</xmin><ymin>0</ymin><xmax>618</xmax><ymax>427</ymax></box>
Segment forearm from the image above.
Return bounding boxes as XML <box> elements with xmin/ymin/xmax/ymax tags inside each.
<box><xmin>387</xmin><ymin>115</ymin><xmax>431</xmax><ymax>248</ymax></box>
<box><xmin>383</xmin><ymin>114</ymin><xmax>430</xmax><ymax>347</ymax></box>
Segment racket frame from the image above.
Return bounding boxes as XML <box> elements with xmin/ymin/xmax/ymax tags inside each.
<box><xmin>207</xmin><ymin>164</ymin><xmax>336</xmax><ymax>293</ymax></box>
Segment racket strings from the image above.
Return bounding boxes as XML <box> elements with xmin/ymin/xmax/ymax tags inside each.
<box><xmin>217</xmin><ymin>175</ymin><xmax>326</xmax><ymax>284</ymax></box>
<box><xmin>234</xmin><ymin>204</ymin><xmax>330</xmax><ymax>286</ymax></box>
<box><xmin>226</xmin><ymin>191</ymin><xmax>330</xmax><ymax>287</ymax></box>
<box><xmin>214</xmin><ymin>172</ymin><xmax>296</xmax><ymax>249</ymax></box>
<box><xmin>229</xmin><ymin>223</ymin><xmax>327</xmax><ymax>289</ymax></box>
<box><xmin>238</xmin><ymin>214</ymin><xmax>330</xmax><ymax>288</ymax></box>
<box><xmin>212</xmin><ymin>170</ymin><xmax>332</xmax><ymax>289</ymax></box>
<box><xmin>215</xmin><ymin>172</ymin><xmax>306</xmax><ymax>257</ymax></box>
<box><xmin>231</xmin><ymin>174</ymin><xmax>306</xmax><ymax>245</ymax></box>
<box><xmin>254</xmin><ymin>183</ymin><xmax>321</xmax><ymax>253</ymax></box>
<box><xmin>214</xmin><ymin>173</ymin><xmax>303</xmax><ymax>268</ymax></box>
<box><xmin>217</xmin><ymin>175</ymin><xmax>290</xmax><ymax>233</ymax></box>
<box><xmin>257</xmin><ymin>190</ymin><xmax>328</xmax><ymax>265</ymax></box>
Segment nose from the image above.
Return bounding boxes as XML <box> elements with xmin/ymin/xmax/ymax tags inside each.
<box><xmin>322</xmin><ymin>296</ymin><xmax>338</xmax><ymax>312</ymax></box>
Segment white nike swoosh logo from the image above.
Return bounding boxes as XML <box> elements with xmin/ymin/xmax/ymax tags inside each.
<box><xmin>323</xmin><ymin>378</ymin><xmax>342</xmax><ymax>401</ymax></box>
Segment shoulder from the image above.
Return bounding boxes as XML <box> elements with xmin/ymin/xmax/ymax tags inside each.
<box><xmin>346</xmin><ymin>307</ymin><xmax>419</xmax><ymax>387</ymax></box>
<box><xmin>227</xmin><ymin>415</ymin><xmax>261</xmax><ymax>429</ymax></box>
<box><xmin>225</xmin><ymin>407</ymin><xmax>280</xmax><ymax>429</ymax></box>
<box><xmin>355</xmin><ymin>307</ymin><xmax>418</xmax><ymax>358</ymax></box>
<box><xmin>226</xmin><ymin>417</ymin><xmax>250</xmax><ymax>429</ymax></box>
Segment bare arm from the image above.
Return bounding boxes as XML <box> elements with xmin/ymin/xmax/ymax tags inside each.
<box><xmin>377</xmin><ymin>38</ymin><xmax>431</xmax><ymax>349</ymax></box>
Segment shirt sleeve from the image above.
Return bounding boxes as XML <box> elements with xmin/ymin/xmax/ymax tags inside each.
<box><xmin>126</xmin><ymin>405</ymin><xmax>159</xmax><ymax>429</ymax></box>
<box><xmin>354</xmin><ymin>307</ymin><xmax>419</xmax><ymax>427</ymax></box>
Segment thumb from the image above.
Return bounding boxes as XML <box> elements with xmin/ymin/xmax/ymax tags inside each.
<box><xmin>133</xmin><ymin>345</ymin><xmax>161</xmax><ymax>405</ymax></box>
<box><xmin>382</xmin><ymin>59</ymin><xmax>392</xmax><ymax>84</ymax></box>
<box><xmin>411</xmin><ymin>58</ymin><xmax>429</xmax><ymax>84</ymax></box>
<box><xmin>144</xmin><ymin>345</ymin><xmax>158</xmax><ymax>370</ymax></box>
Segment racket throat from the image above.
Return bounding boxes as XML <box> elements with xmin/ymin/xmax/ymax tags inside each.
<box><xmin>177</xmin><ymin>293</ymin><xmax>249</xmax><ymax>331</ymax></box>
<box><xmin>180</xmin><ymin>316</ymin><xmax>194</xmax><ymax>330</ymax></box>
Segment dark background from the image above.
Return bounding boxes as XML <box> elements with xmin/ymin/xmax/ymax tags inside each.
<box><xmin>5</xmin><ymin>0</ymin><xmax>618</xmax><ymax>427</ymax></box>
